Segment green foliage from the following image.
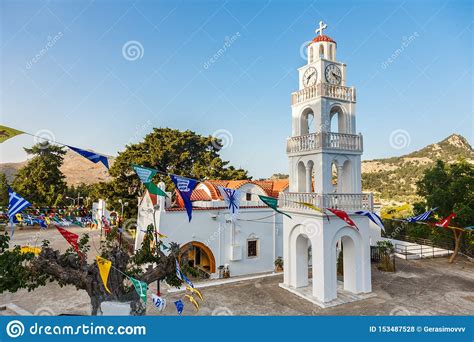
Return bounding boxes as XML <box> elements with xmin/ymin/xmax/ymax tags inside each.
<box><xmin>274</xmin><ymin>256</ymin><xmax>283</xmax><ymax>267</ymax></box>
<box><xmin>0</xmin><ymin>233</ymin><xmax>48</xmax><ymax>293</ymax></box>
<box><xmin>93</xmin><ymin>128</ymin><xmax>250</xmax><ymax>217</ymax></box>
<box><xmin>0</xmin><ymin>173</ymin><xmax>9</xmax><ymax>207</ymax></box>
<box><xmin>376</xmin><ymin>241</ymin><xmax>395</xmax><ymax>272</ymax></box>
<box><xmin>12</xmin><ymin>142</ymin><xmax>67</xmax><ymax>206</ymax></box>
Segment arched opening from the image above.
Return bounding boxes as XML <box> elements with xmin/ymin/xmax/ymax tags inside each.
<box><xmin>297</xmin><ymin>161</ymin><xmax>306</xmax><ymax>192</ymax></box>
<box><xmin>179</xmin><ymin>241</ymin><xmax>216</xmax><ymax>274</ymax></box>
<box><xmin>329</xmin><ymin>44</ymin><xmax>334</xmax><ymax>60</ymax></box>
<box><xmin>306</xmin><ymin>160</ymin><xmax>314</xmax><ymax>192</ymax></box>
<box><xmin>341</xmin><ymin>159</ymin><xmax>352</xmax><ymax>192</ymax></box>
<box><xmin>299</xmin><ymin>108</ymin><xmax>315</xmax><ymax>135</ymax></box>
<box><xmin>332</xmin><ymin>227</ymin><xmax>362</xmax><ymax>298</ymax></box>
<box><xmin>319</xmin><ymin>44</ymin><xmax>324</xmax><ymax>58</ymax></box>
<box><xmin>291</xmin><ymin>232</ymin><xmax>312</xmax><ymax>288</ymax></box>
<box><xmin>330</xmin><ymin>105</ymin><xmax>345</xmax><ymax>133</ymax></box>
<box><xmin>331</xmin><ymin>161</ymin><xmax>338</xmax><ymax>193</ymax></box>
<box><xmin>308</xmin><ymin>45</ymin><xmax>314</xmax><ymax>63</ymax></box>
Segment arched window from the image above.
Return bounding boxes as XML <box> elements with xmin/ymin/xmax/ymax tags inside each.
<box><xmin>319</xmin><ymin>44</ymin><xmax>324</xmax><ymax>58</ymax></box>
<box><xmin>329</xmin><ymin>45</ymin><xmax>334</xmax><ymax>60</ymax></box>
<box><xmin>308</xmin><ymin>45</ymin><xmax>314</xmax><ymax>63</ymax></box>
<box><xmin>300</xmin><ymin>108</ymin><xmax>315</xmax><ymax>135</ymax></box>
<box><xmin>330</xmin><ymin>106</ymin><xmax>346</xmax><ymax>133</ymax></box>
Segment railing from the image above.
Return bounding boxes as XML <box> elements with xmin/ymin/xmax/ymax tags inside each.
<box><xmin>279</xmin><ymin>192</ymin><xmax>373</xmax><ymax>212</ymax></box>
<box><xmin>286</xmin><ymin>131</ymin><xmax>363</xmax><ymax>154</ymax></box>
<box><xmin>394</xmin><ymin>243</ymin><xmax>452</xmax><ymax>260</ymax></box>
<box><xmin>291</xmin><ymin>83</ymin><xmax>356</xmax><ymax>105</ymax></box>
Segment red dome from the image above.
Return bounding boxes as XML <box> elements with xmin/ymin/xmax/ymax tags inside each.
<box><xmin>310</xmin><ymin>35</ymin><xmax>336</xmax><ymax>44</ymax></box>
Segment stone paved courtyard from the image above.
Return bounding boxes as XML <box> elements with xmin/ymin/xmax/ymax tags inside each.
<box><xmin>1</xmin><ymin>228</ymin><xmax>473</xmax><ymax>316</ymax></box>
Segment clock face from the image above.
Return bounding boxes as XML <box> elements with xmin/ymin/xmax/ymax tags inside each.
<box><xmin>303</xmin><ymin>67</ymin><xmax>317</xmax><ymax>87</ymax></box>
<box><xmin>325</xmin><ymin>64</ymin><xmax>342</xmax><ymax>85</ymax></box>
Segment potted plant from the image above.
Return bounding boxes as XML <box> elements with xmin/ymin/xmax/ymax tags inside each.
<box><xmin>274</xmin><ymin>256</ymin><xmax>284</xmax><ymax>272</ymax></box>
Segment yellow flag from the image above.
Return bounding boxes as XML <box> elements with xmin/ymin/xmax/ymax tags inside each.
<box><xmin>20</xmin><ymin>246</ymin><xmax>41</xmax><ymax>255</ymax></box>
<box><xmin>186</xmin><ymin>285</ymin><xmax>203</xmax><ymax>301</ymax></box>
<box><xmin>0</xmin><ymin>125</ymin><xmax>24</xmax><ymax>143</ymax></box>
<box><xmin>45</xmin><ymin>217</ymin><xmax>51</xmax><ymax>225</ymax></box>
<box><xmin>185</xmin><ymin>294</ymin><xmax>199</xmax><ymax>311</ymax></box>
<box><xmin>15</xmin><ymin>213</ymin><xmax>23</xmax><ymax>222</ymax></box>
<box><xmin>96</xmin><ymin>256</ymin><xmax>112</xmax><ymax>294</ymax></box>
<box><xmin>298</xmin><ymin>201</ymin><xmax>323</xmax><ymax>212</ymax></box>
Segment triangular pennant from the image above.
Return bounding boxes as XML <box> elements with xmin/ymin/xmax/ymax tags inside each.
<box><xmin>56</xmin><ymin>226</ymin><xmax>80</xmax><ymax>253</ymax></box>
<box><xmin>144</xmin><ymin>182</ymin><xmax>168</xmax><ymax>198</ymax></box>
<box><xmin>67</xmin><ymin>145</ymin><xmax>109</xmax><ymax>169</ymax></box>
<box><xmin>131</xmin><ymin>164</ymin><xmax>157</xmax><ymax>184</ymax></box>
<box><xmin>130</xmin><ymin>277</ymin><xmax>148</xmax><ymax>304</ymax></box>
<box><xmin>170</xmin><ymin>175</ymin><xmax>198</xmax><ymax>222</ymax></box>
<box><xmin>95</xmin><ymin>256</ymin><xmax>112</xmax><ymax>294</ymax></box>
<box><xmin>258</xmin><ymin>195</ymin><xmax>292</xmax><ymax>218</ymax></box>
<box><xmin>0</xmin><ymin>125</ymin><xmax>24</xmax><ymax>143</ymax></box>
<box><xmin>326</xmin><ymin>208</ymin><xmax>358</xmax><ymax>230</ymax></box>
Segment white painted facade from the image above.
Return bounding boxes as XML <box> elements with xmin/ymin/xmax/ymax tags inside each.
<box><xmin>135</xmin><ymin>181</ymin><xmax>286</xmax><ymax>278</ymax></box>
<box><xmin>280</xmin><ymin>22</ymin><xmax>374</xmax><ymax>305</ymax></box>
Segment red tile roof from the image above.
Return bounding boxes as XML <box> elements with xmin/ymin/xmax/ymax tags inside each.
<box><xmin>310</xmin><ymin>34</ymin><xmax>335</xmax><ymax>44</ymax></box>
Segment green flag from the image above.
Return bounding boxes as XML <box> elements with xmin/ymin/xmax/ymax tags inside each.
<box><xmin>0</xmin><ymin>125</ymin><xmax>24</xmax><ymax>143</ymax></box>
<box><xmin>144</xmin><ymin>182</ymin><xmax>168</xmax><ymax>198</ymax></box>
<box><xmin>131</xmin><ymin>164</ymin><xmax>158</xmax><ymax>184</ymax></box>
<box><xmin>258</xmin><ymin>195</ymin><xmax>292</xmax><ymax>219</ymax></box>
<box><xmin>130</xmin><ymin>277</ymin><xmax>148</xmax><ymax>304</ymax></box>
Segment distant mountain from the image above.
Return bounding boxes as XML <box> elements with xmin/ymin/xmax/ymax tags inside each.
<box><xmin>0</xmin><ymin>150</ymin><xmax>113</xmax><ymax>186</ymax></box>
<box><xmin>362</xmin><ymin>134</ymin><xmax>473</xmax><ymax>204</ymax></box>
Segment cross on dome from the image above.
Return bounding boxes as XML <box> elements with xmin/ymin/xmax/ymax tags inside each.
<box><xmin>315</xmin><ymin>21</ymin><xmax>327</xmax><ymax>36</ymax></box>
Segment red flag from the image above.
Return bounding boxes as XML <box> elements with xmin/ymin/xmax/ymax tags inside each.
<box><xmin>435</xmin><ymin>213</ymin><xmax>456</xmax><ymax>228</ymax></box>
<box><xmin>56</xmin><ymin>226</ymin><xmax>80</xmax><ymax>253</ymax></box>
<box><xmin>326</xmin><ymin>208</ymin><xmax>358</xmax><ymax>230</ymax></box>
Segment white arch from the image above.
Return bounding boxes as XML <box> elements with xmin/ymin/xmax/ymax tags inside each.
<box><xmin>330</xmin><ymin>226</ymin><xmax>363</xmax><ymax>296</ymax></box>
<box><xmin>288</xmin><ymin>224</ymin><xmax>312</xmax><ymax>288</ymax></box>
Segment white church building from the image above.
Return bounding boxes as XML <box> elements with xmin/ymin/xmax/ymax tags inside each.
<box><xmin>135</xmin><ymin>180</ymin><xmax>289</xmax><ymax>277</ymax></box>
<box><xmin>134</xmin><ymin>22</ymin><xmax>382</xmax><ymax>307</ymax></box>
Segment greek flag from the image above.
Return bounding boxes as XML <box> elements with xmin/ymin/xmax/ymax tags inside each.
<box><xmin>218</xmin><ymin>186</ymin><xmax>241</xmax><ymax>222</ymax></box>
<box><xmin>355</xmin><ymin>210</ymin><xmax>385</xmax><ymax>231</ymax></box>
<box><xmin>8</xmin><ymin>188</ymin><xmax>31</xmax><ymax>220</ymax></box>
<box><xmin>405</xmin><ymin>208</ymin><xmax>436</xmax><ymax>223</ymax></box>
<box><xmin>152</xmin><ymin>294</ymin><xmax>167</xmax><ymax>311</ymax></box>
<box><xmin>176</xmin><ymin>260</ymin><xmax>183</xmax><ymax>280</ymax></box>
<box><xmin>181</xmin><ymin>272</ymin><xmax>194</xmax><ymax>288</ymax></box>
<box><xmin>67</xmin><ymin>145</ymin><xmax>109</xmax><ymax>169</ymax></box>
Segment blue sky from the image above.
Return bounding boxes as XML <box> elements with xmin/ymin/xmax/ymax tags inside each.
<box><xmin>1</xmin><ymin>0</ymin><xmax>472</xmax><ymax>178</ymax></box>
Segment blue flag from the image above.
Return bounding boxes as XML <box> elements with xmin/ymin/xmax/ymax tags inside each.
<box><xmin>355</xmin><ymin>210</ymin><xmax>385</xmax><ymax>231</ymax></box>
<box><xmin>8</xmin><ymin>188</ymin><xmax>31</xmax><ymax>219</ymax></box>
<box><xmin>405</xmin><ymin>208</ymin><xmax>436</xmax><ymax>223</ymax></box>
<box><xmin>8</xmin><ymin>188</ymin><xmax>31</xmax><ymax>236</ymax></box>
<box><xmin>170</xmin><ymin>175</ymin><xmax>197</xmax><ymax>222</ymax></box>
<box><xmin>67</xmin><ymin>145</ymin><xmax>109</xmax><ymax>169</ymax></box>
<box><xmin>174</xmin><ymin>300</ymin><xmax>184</xmax><ymax>315</ymax></box>
<box><xmin>218</xmin><ymin>186</ymin><xmax>241</xmax><ymax>222</ymax></box>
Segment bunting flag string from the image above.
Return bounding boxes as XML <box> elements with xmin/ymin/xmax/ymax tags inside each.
<box><xmin>0</xmin><ymin>125</ymin><xmax>25</xmax><ymax>143</ymax></box>
<box><xmin>297</xmin><ymin>201</ymin><xmax>330</xmax><ymax>221</ymax></box>
<box><xmin>174</xmin><ymin>299</ymin><xmax>184</xmax><ymax>315</ymax></box>
<box><xmin>355</xmin><ymin>210</ymin><xmax>385</xmax><ymax>231</ymax></box>
<box><xmin>152</xmin><ymin>294</ymin><xmax>167</xmax><ymax>311</ymax></box>
<box><xmin>67</xmin><ymin>145</ymin><xmax>109</xmax><ymax>169</ymax></box>
<box><xmin>184</xmin><ymin>294</ymin><xmax>199</xmax><ymax>311</ymax></box>
<box><xmin>217</xmin><ymin>186</ymin><xmax>241</xmax><ymax>222</ymax></box>
<box><xmin>129</xmin><ymin>277</ymin><xmax>148</xmax><ymax>304</ymax></box>
<box><xmin>170</xmin><ymin>174</ymin><xmax>198</xmax><ymax>222</ymax></box>
<box><xmin>258</xmin><ymin>195</ymin><xmax>292</xmax><ymax>219</ymax></box>
<box><xmin>132</xmin><ymin>164</ymin><xmax>168</xmax><ymax>198</ymax></box>
<box><xmin>434</xmin><ymin>213</ymin><xmax>456</xmax><ymax>228</ymax></box>
<box><xmin>326</xmin><ymin>208</ymin><xmax>358</xmax><ymax>231</ymax></box>
<box><xmin>56</xmin><ymin>226</ymin><xmax>80</xmax><ymax>254</ymax></box>
<box><xmin>186</xmin><ymin>285</ymin><xmax>203</xmax><ymax>301</ymax></box>
<box><xmin>405</xmin><ymin>208</ymin><xmax>436</xmax><ymax>223</ymax></box>
<box><xmin>96</xmin><ymin>256</ymin><xmax>112</xmax><ymax>294</ymax></box>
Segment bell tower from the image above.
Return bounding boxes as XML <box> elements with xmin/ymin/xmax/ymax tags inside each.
<box><xmin>279</xmin><ymin>22</ymin><xmax>373</xmax><ymax>306</ymax></box>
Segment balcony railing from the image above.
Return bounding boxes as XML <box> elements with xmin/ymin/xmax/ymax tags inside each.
<box><xmin>279</xmin><ymin>192</ymin><xmax>373</xmax><ymax>212</ymax></box>
<box><xmin>286</xmin><ymin>132</ymin><xmax>363</xmax><ymax>154</ymax></box>
<box><xmin>291</xmin><ymin>83</ymin><xmax>356</xmax><ymax>105</ymax></box>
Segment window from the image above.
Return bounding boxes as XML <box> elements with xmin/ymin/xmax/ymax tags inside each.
<box><xmin>246</xmin><ymin>193</ymin><xmax>252</xmax><ymax>201</ymax></box>
<box><xmin>247</xmin><ymin>239</ymin><xmax>258</xmax><ymax>258</ymax></box>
